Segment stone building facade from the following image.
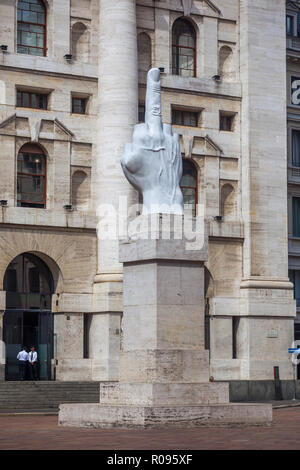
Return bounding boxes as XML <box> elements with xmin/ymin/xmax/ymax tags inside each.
<box><xmin>286</xmin><ymin>0</ymin><xmax>300</xmax><ymax>351</ymax></box>
<box><xmin>0</xmin><ymin>0</ymin><xmax>296</xmax><ymax>383</ymax></box>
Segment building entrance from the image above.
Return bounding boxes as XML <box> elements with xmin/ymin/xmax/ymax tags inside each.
<box><xmin>3</xmin><ymin>253</ymin><xmax>54</xmax><ymax>381</ymax></box>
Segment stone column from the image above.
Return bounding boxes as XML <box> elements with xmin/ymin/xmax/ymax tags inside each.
<box><xmin>239</xmin><ymin>0</ymin><xmax>295</xmax><ymax>379</ymax></box>
<box><xmin>91</xmin><ymin>0</ymin><xmax>138</xmax><ymax>380</ymax></box>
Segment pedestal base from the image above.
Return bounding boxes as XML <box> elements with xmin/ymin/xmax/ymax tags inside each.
<box><xmin>59</xmin><ymin>403</ymin><xmax>272</xmax><ymax>428</ymax></box>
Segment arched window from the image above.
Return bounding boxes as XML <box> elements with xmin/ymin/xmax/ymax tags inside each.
<box><xmin>180</xmin><ymin>159</ymin><xmax>197</xmax><ymax>215</ymax></box>
<box><xmin>17</xmin><ymin>144</ymin><xmax>46</xmax><ymax>208</ymax></box>
<box><xmin>17</xmin><ymin>0</ymin><xmax>46</xmax><ymax>56</ymax></box>
<box><xmin>172</xmin><ymin>18</ymin><xmax>196</xmax><ymax>77</ymax></box>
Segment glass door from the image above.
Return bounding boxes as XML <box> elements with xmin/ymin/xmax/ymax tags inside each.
<box><xmin>3</xmin><ymin>311</ymin><xmax>23</xmax><ymax>380</ymax></box>
<box><xmin>38</xmin><ymin>311</ymin><xmax>53</xmax><ymax>380</ymax></box>
<box><xmin>4</xmin><ymin>310</ymin><xmax>53</xmax><ymax>380</ymax></box>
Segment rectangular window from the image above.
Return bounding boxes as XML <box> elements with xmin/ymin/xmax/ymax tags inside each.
<box><xmin>292</xmin><ymin>130</ymin><xmax>300</xmax><ymax>167</ymax></box>
<box><xmin>287</xmin><ymin>15</ymin><xmax>294</xmax><ymax>36</ymax></box>
<box><xmin>138</xmin><ymin>104</ymin><xmax>145</xmax><ymax>123</ymax></box>
<box><xmin>72</xmin><ymin>97</ymin><xmax>87</xmax><ymax>114</ymax></box>
<box><xmin>17</xmin><ymin>90</ymin><xmax>48</xmax><ymax>110</ymax></box>
<box><xmin>220</xmin><ymin>112</ymin><xmax>235</xmax><ymax>132</ymax></box>
<box><xmin>172</xmin><ymin>109</ymin><xmax>198</xmax><ymax>127</ymax></box>
<box><xmin>289</xmin><ymin>270</ymin><xmax>300</xmax><ymax>307</ymax></box>
<box><xmin>293</xmin><ymin>197</ymin><xmax>300</xmax><ymax>237</ymax></box>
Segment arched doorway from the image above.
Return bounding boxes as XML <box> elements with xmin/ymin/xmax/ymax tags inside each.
<box><xmin>3</xmin><ymin>253</ymin><xmax>54</xmax><ymax>381</ymax></box>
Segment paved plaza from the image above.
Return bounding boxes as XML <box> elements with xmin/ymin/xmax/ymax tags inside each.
<box><xmin>0</xmin><ymin>407</ymin><xmax>299</xmax><ymax>450</ymax></box>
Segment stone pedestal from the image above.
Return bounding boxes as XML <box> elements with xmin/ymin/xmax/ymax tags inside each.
<box><xmin>59</xmin><ymin>217</ymin><xmax>272</xmax><ymax>427</ymax></box>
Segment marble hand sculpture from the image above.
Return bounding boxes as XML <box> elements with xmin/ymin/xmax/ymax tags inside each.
<box><xmin>121</xmin><ymin>68</ymin><xmax>184</xmax><ymax>215</ymax></box>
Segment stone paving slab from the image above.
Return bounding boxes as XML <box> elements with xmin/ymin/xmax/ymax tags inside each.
<box><xmin>0</xmin><ymin>408</ymin><xmax>299</xmax><ymax>450</ymax></box>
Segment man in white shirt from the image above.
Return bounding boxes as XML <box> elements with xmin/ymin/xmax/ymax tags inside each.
<box><xmin>28</xmin><ymin>346</ymin><xmax>38</xmax><ymax>381</ymax></box>
<box><xmin>17</xmin><ymin>347</ymin><xmax>29</xmax><ymax>381</ymax></box>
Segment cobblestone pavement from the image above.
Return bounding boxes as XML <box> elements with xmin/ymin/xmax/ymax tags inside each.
<box><xmin>0</xmin><ymin>408</ymin><xmax>299</xmax><ymax>450</ymax></box>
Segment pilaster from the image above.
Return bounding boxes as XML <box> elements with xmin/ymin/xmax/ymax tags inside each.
<box><xmin>238</xmin><ymin>0</ymin><xmax>296</xmax><ymax>379</ymax></box>
<box><xmin>91</xmin><ymin>0</ymin><xmax>139</xmax><ymax>380</ymax></box>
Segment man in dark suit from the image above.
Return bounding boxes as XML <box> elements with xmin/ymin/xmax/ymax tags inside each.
<box><xmin>28</xmin><ymin>346</ymin><xmax>38</xmax><ymax>381</ymax></box>
<box><xmin>17</xmin><ymin>346</ymin><xmax>28</xmax><ymax>381</ymax></box>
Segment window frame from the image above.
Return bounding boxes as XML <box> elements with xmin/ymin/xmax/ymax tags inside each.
<box><xmin>219</xmin><ymin>111</ymin><xmax>236</xmax><ymax>132</ymax></box>
<box><xmin>17</xmin><ymin>144</ymin><xmax>47</xmax><ymax>209</ymax></box>
<box><xmin>287</xmin><ymin>15</ymin><xmax>294</xmax><ymax>36</ymax></box>
<box><xmin>17</xmin><ymin>0</ymin><xmax>47</xmax><ymax>57</ymax></box>
<box><xmin>138</xmin><ymin>103</ymin><xmax>145</xmax><ymax>123</ymax></box>
<box><xmin>71</xmin><ymin>96</ymin><xmax>88</xmax><ymax>115</ymax></box>
<box><xmin>292</xmin><ymin>129</ymin><xmax>300</xmax><ymax>167</ymax></box>
<box><xmin>180</xmin><ymin>158</ymin><xmax>198</xmax><ymax>217</ymax></box>
<box><xmin>172</xmin><ymin>18</ymin><xmax>197</xmax><ymax>78</ymax></box>
<box><xmin>289</xmin><ymin>269</ymin><xmax>300</xmax><ymax>307</ymax></box>
<box><xmin>172</xmin><ymin>108</ymin><xmax>199</xmax><ymax>127</ymax></box>
<box><xmin>293</xmin><ymin>196</ymin><xmax>300</xmax><ymax>237</ymax></box>
<box><xmin>16</xmin><ymin>90</ymin><xmax>48</xmax><ymax>110</ymax></box>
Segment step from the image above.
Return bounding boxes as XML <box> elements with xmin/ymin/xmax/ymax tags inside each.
<box><xmin>0</xmin><ymin>381</ymin><xmax>100</xmax><ymax>410</ymax></box>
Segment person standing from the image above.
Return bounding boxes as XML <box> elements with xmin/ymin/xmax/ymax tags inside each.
<box><xmin>17</xmin><ymin>347</ymin><xmax>29</xmax><ymax>381</ymax></box>
<box><xmin>28</xmin><ymin>346</ymin><xmax>38</xmax><ymax>381</ymax></box>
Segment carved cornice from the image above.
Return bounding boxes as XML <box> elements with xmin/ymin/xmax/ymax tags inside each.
<box><xmin>181</xmin><ymin>0</ymin><xmax>221</xmax><ymax>17</ymax></box>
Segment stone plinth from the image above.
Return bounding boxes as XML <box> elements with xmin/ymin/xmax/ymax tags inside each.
<box><xmin>59</xmin><ymin>403</ymin><xmax>272</xmax><ymax>429</ymax></box>
<box><xmin>59</xmin><ymin>216</ymin><xmax>272</xmax><ymax>427</ymax></box>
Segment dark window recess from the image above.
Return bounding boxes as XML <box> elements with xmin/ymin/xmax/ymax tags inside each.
<box><xmin>17</xmin><ymin>144</ymin><xmax>46</xmax><ymax>209</ymax></box>
<box><xmin>204</xmin><ymin>299</ymin><xmax>210</xmax><ymax>351</ymax></box>
<box><xmin>293</xmin><ymin>197</ymin><xmax>300</xmax><ymax>237</ymax></box>
<box><xmin>232</xmin><ymin>317</ymin><xmax>240</xmax><ymax>359</ymax></box>
<box><xmin>289</xmin><ymin>269</ymin><xmax>300</xmax><ymax>308</ymax></box>
<box><xmin>295</xmin><ymin>322</ymin><xmax>300</xmax><ymax>341</ymax></box>
<box><xmin>180</xmin><ymin>159</ymin><xmax>197</xmax><ymax>216</ymax></box>
<box><xmin>287</xmin><ymin>15</ymin><xmax>294</xmax><ymax>36</ymax></box>
<box><xmin>6</xmin><ymin>270</ymin><xmax>17</xmax><ymax>292</ymax></box>
<box><xmin>138</xmin><ymin>104</ymin><xmax>145</xmax><ymax>123</ymax></box>
<box><xmin>17</xmin><ymin>0</ymin><xmax>46</xmax><ymax>57</ymax></box>
<box><xmin>292</xmin><ymin>130</ymin><xmax>300</xmax><ymax>167</ymax></box>
<box><xmin>172</xmin><ymin>18</ymin><xmax>196</xmax><ymax>78</ymax></box>
<box><xmin>17</xmin><ymin>91</ymin><xmax>48</xmax><ymax>109</ymax></box>
<box><xmin>83</xmin><ymin>313</ymin><xmax>89</xmax><ymax>359</ymax></box>
<box><xmin>172</xmin><ymin>109</ymin><xmax>198</xmax><ymax>127</ymax></box>
<box><xmin>29</xmin><ymin>267</ymin><xmax>40</xmax><ymax>293</ymax></box>
<box><xmin>220</xmin><ymin>113</ymin><xmax>235</xmax><ymax>131</ymax></box>
<box><xmin>72</xmin><ymin>97</ymin><xmax>87</xmax><ymax>114</ymax></box>
<box><xmin>297</xmin><ymin>12</ymin><xmax>300</xmax><ymax>37</ymax></box>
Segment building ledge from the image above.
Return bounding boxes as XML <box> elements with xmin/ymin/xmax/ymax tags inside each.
<box><xmin>0</xmin><ymin>53</ymin><xmax>97</xmax><ymax>81</ymax></box>
<box><xmin>159</xmin><ymin>74</ymin><xmax>242</xmax><ymax>100</ymax></box>
<box><xmin>0</xmin><ymin>207</ymin><xmax>97</xmax><ymax>231</ymax></box>
<box><xmin>209</xmin><ymin>220</ymin><xmax>244</xmax><ymax>240</ymax></box>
